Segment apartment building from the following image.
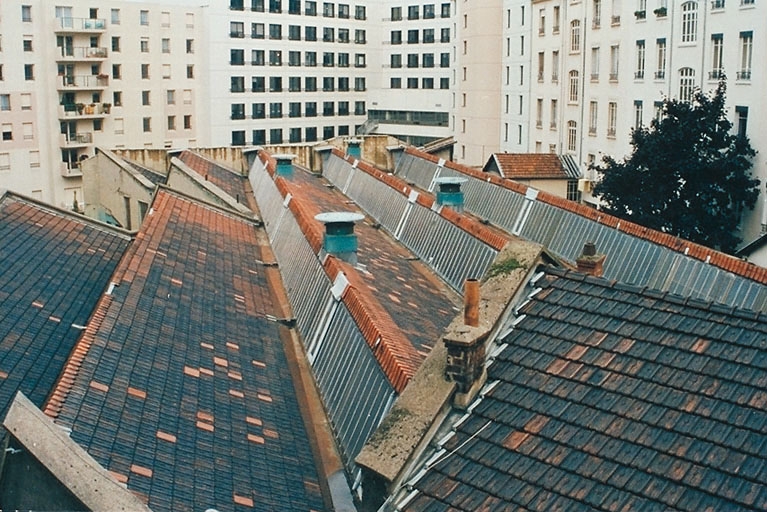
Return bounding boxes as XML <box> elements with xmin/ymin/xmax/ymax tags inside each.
<box><xmin>205</xmin><ymin>0</ymin><xmax>373</xmax><ymax>147</ymax></box>
<box><xmin>0</xmin><ymin>1</ymin><xmax>205</xmax><ymax>211</ymax></box>
<box><xmin>366</xmin><ymin>1</ymin><xmax>455</xmax><ymax>146</ymax></box>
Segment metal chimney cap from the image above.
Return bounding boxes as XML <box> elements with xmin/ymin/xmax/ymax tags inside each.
<box><xmin>314</xmin><ymin>212</ymin><xmax>365</xmax><ymax>224</ymax></box>
<box><xmin>434</xmin><ymin>177</ymin><xmax>468</xmax><ymax>185</ymax></box>
<box><xmin>582</xmin><ymin>241</ymin><xmax>597</xmax><ymax>257</ymax></box>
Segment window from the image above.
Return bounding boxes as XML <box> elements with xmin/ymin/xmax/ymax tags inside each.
<box><xmin>323</xmin><ymin>52</ymin><xmax>334</xmax><ymax>66</ymax></box>
<box><xmin>441</xmin><ymin>3</ymin><xmax>450</xmax><ymax>17</ymax></box>
<box><xmin>679</xmin><ymin>67</ymin><xmax>695</xmax><ymax>102</ymax></box>
<box><xmin>186</xmin><ymin>12</ymin><xmax>195</xmax><ymax>27</ymax></box>
<box><xmin>567</xmin><ymin>121</ymin><xmax>577</xmax><ymax>151</ymax></box>
<box><xmin>252</xmin><ymin>23</ymin><xmax>265</xmax><ymax>38</ymax></box>
<box><xmin>408</xmin><ymin>30</ymin><xmax>419</xmax><ymax>44</ymax></box>
<box><xmin>289</xmin><ymin>0</ymin><xmax>301</xmax><ymax>12</ymax></box>
<box><xmin>391</xmin><ymin>31</ymin><xmax>402</xmax><ymax>44</ymax></box>
<box><xmin>184</xmin><ymin>115</ymin><xmax>192</xmax><ymax>129</ymax></box>
<box><xmin>140</xmin><ymin>10</ymin><xmax>149</xmax><ymax>25</ymax></box>
<box><xmin>710</xmin><ymin>34</ymin><xmax>724</xmax><ymax>79</ymax></box>
<box><xmin>252</xmin><ymin>76</ymin><xmax>265</xmax><ymax>92</ymax></box>
<box><xmin>422</xmin><ymin>77</ymin><xmax>434</xmax><ymax>89</ymax></box>
<box><xmin>231</xmin><ymin>76</ymin><xmax>245</xmax><ymax>92</ymax></box>
<box><xmin>22</xmin><ymin>5</ymin><xmax>32</xmax><ymax>22</ymax></box>
<box><xmin>113</xmin><ymin>91</ymin><xmax>122</xmax><ymax>106</ymax></box>
<box><xmin>535</xmin><ymin>99</ymin><xmax>543</xmax><ymax>128</ymax></box>
<box><xmin>111</xmin><ymin>37</ymin><xmax>121</xmax><ymax>52</ymax></box>
<box><xmin>232</xmin><ymin>131</ymin><xmax>246</xmax><ymax>146</ymax></box>
<box><xmin>23</xmin><ymin>39</ymin><xmax>33</xmax><ymax>52</ymax></box>
<box><xmin>253</xmin><ymin>130</ymin><xmax>266</xmax><ymax>145</ymax></box>
<box><xmin>141</xmin><ymin>64</ymin><xmax>150</xmax><ymax>79</ymax></box>
<box><xmin>323</xmin><ymin>101</ymin><xmax>334</xmax><ymax>116</ymax></box>
<box><xmin>553</xmin><ymin>5</ymin><xmax>560</xmax><ymax>32</ymax></box>
<box><xmin>635</xmin><ymin>40</ymin><xmax>645</xmax><ymax>79</ymax></box>
<box><xmin>338</xmin><ymin>53</ymin><xmax>349</xmax><ymax>67</ymax></box>
<box><xmin>323</xmin><ymin>2</ymin><xmax>334</xmax><ymax>16</ymax></box>
<box><xmin>231</xmin><ymin>22</ymin><xmax>245</xmax><ymax>38</ymax></box>
<box><xmin>355</xmin><ymin>54</ymin><xmax>366</xmax><ymax>67</ymax></box>
<box><xmin>161</xmin><ymin>11</ymin><xmax>170</xmax><ymax>27</ymax></box>
<box><xmin>440</xmin><ymin>77</ymin><xmax>449</xmax><ymax>89</ymax></box>
<box><xmin>252</xmin><ymin>50</ymin><xmax>265</xmax><ymax>65</ymax></box>
<box><xmin>552</xmin><ymin>51</ymin><xmax>559</xmax><ymax>81</ymax></box>
<box><xmin>589</xmin><ymin>101</ymin><xmax>598</xmax><ymax>134</ymax></box>
<box><xmin>593</xmin><ymin>0</ymin><xmax>601</xmax><ymax>27</ymax></box>
<box><xmin>252</xmin><ymin>103</ymin><xmax>266</xmax><ymax>118</ymax></box>
<box><xmin>270</xmin><ymin>50</ymin><xmax>282</xmax><ymax>66</ymax></box>
<box><xmin>550</xmin><ymin>99</ymin><xmax>558</xmax><ymax>129</ymax></box>
<box><xmin>441</xmin><ymin>28</ymin><xmax>450</xmax><ymax>43</ymax></box>
<box><xmin>140</xmin><ymin>38</ymin><xmax>149</xmax><ymax>52</ymax></box>
<box><xmin>568</xmin><ymin>70</ymin><xmax>580</xmax><ymax>103</ymax></box>
<box><xmin>355</xmin><ymin>5</ymin><xmax>366</xmax><ymax>19</ymax></box>
<box><xmin>29</xmin><ymin>150</ymin><xmax>39</xmax><ymax>168</ymax></box>
<box><xmin>143</xmin><ymin>117</ymin><xmax>151</xmax><ymax>132</ymax></box>
<box><xmin>142</xmin><ymin>90</ymin><xmax>151</xmax><ymax>105</ymax></box>
<box><xmin>390</xmin><ymin>77</ymin><xmax>401</xmax><ymax>88</ymax></box>
<box><xmin>186</xmin><ymin>40</ymin><xmax>194</xmax><ymax>54</ymax></box>
<box><xmin>167</xmin><ymin>90</ymin><xmax>176</xmax><ymax>104</ymax></box>
<box><xmin>354</xmin><ymin>101</ymin><xmax>366</xmax><ymax>115</ymax></box>
<box><xmin>20</xmin><ymin>94</ymin><xmax>31</xmax><ymax>111</ymax></box>
<box><xmin>607</xmin><ymin>102</ymin><xmax>617</xmax><ymax>136</ymax></box>
<box><xmin>305</xmin><ymin>51</ymin><xmax>317</xmax><ymax>66</ymax></box>
<box><xmin>656</xmin><ymin>38</ymin><xmax>667</xmax><ymax>79</ymax></box>
<box><xmin>422</xmin><ymin>53</ymin><xmax>434</xmax><ymax>68</ymax></box>
<box><xmin>424</xmin><ymin>4</ymin><xmax>435</xmax><ymax>18</ymax></box>
<box><xmin>636</xmin><ymin>0</ymin><xmax>647</xmax><ymax>17</ymax></box>
<box><xmin>111</xmin><ymin>8</ymin><xmax>120</xmax><ymax>24</ymax></box>
<box><xmin>423</xmin><ymin>29</ymin><xmax>435</xmax><ymax>43</ymax></box>
<box><xmin>289</xmin><ymin>51</ymin><xmax>301</xmax><ymax>66</ymax></box>
<box><xmin>738</xmin><ymin>31</ymin><xmax>753</xmax><ymax>80</ymax></box>
<box><xmin>270</xmin><ymin>129</ymin><xmax>283</xmax><ymax>144</ymax></box>
<box><xmin>355</xmin><ymin>29</ymin><xmax>366</xmax><ymax>44</ymax></box>
<box><xmin>391</xmin><ymin>6</ymin><xmax>402</xmax><ymax>20</ymax></box>
<box><xmin>408</xmin><ymin>5</ymin><xmax>420</xmax><ymax>19</ymax></box>
<box><xmin>305</xmin><ymin>1</ymin><xmax>317</xmax><ymax>15</ymax></box>
<box><xmin>270</xmin><ymin>102</ymin><xmax>283</xmax><ymax>118</ymax></box>
<box><xmin>305</xmin><ymin>76</ymin><xmax>316</xmax><ymax>91</ymax></box>
<box><xmin>304</xmin><ymin>26</ymin><xmax>316</xmax><ymax>41</ymax></box>
<box><xmin>736</xmin><ymin>106</ymin><xmax>748</xmax><ymax>138</ymax></box>
<box><xmin>289</xmin><ymin>102</ymin><xmax>301</xmax><ymax>117</ymax></box>
<box><xmin>338</xmin><ymin>4</ymin><xmax>349</xmax><ymax>18</ymax></box>
<box><xmin>590</xmin><ymin>47</ymin><xmax>600</xmax><ymax>80</ymax></box>
<box><xmin>0</xmin><ymin>95</ymin><xmax>9</xmax><ymax>111</ymax></box>
<box><xmin>270</xmin><ymin>76</ymin><xmax>283</xmax><ymax>92</ymax></box>
<box><xmin>168</xmin><ymin>116</ymin><xmax>176</xmax><ymax>130</ymax></box>
<box><xmin>270</xmin><ymin>24</ymin><xmax>282</xmax><ymax>39</ymax></box>
<box><xmin>355</xmin><ymin>77</ymin><xmax>366</xmax><ymax>91</ymax></box>
<box><xmin>305</xmin><ymin>102</ymin><xmax>317</xmax><ymax>117</ymax></box>
<box><xmin>231</xmin><ymin>0</ymin><xmax>245</xmax><ymax>9</ymax></box>
<box><xmin>440</xmin><ymin>53</ymin><xmax>450</xmax><ymax>67</ymax></box>
<box><xmin>24</xmin><ymin>64</ymin><xmax>34</xmax><ymax>81</ymax></box>
<box><xmin>407</xmin><ymin>54</ymin><xmax>418</xmax><ymax>68</ymax></box>
<box><xmin>570</xmin><ymin>20</ymin><xmax>580</xmax><ymax>52</ymax></box>
<box><xmin>681</xmin><ymin>2</ymin><xmax>697</xmax><ymax>43</ymax></box>
<box><xmin>323</xmin><ymin>77</ymin><xmax>335</xmax><ymax>91</ymax></box>
<box><xmin>289</xmin><ymin>128</ymin><xmax>301</xmax><ymax>143</ymax></box>
<box><xmin>270</xmin><ymin>0</ymin><xmax>282</xmax><ymax>12</ymax></box>
<box><xmin>231</xmin><ymin>49</ymin><xmax>245</xmax><ymax>65</ymax></box>
<box><xmin>610</xmin><ymin>45</ymin><xmax>620</xmax><ymax>80</ymax></box>
<box><xmin>323</xmin><ymin>27</ymin><xmax>334</xmax><ymax>42</ymax></box>
<box><xmin>338</xmin><ymin>77</ymin><xmax>349</xmax><ymax>90</ymax></box>
<box><xmin>634</xmin><ymin>100</ymin><xmax>643</xmax><ymax>128</ymax></box>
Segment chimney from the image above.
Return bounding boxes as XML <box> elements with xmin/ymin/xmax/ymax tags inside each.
<box><xmin>576</xmin><ymin>242</ymin><xmax>606</xmax><ymax>277</ymax></box>
<box><xmin>444</xmin><ymin>278</ymin><xmax>488</xmax><ymax>409</ymax></box>
<box><xmin>315</xmin><ymin>212</ymin><xmax>365</xmax><ymax>265</ymax></box>
<box><xmin>434</xmin><ymin>177</ymin><xmax>467</xmax><ymax>213</ymax></box>
<box><xmin>274</xmin><ymin>153</ymin><xmax>296</xmax><ymax>178</ymax></box>
<box><xmin>346</xmin><ymin>138</ymin><xmax>363</xmax><ymax>159</ymax></box>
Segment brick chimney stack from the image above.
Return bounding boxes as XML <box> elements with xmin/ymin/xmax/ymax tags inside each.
<box><xmin>576</xmin><ymin>242</ymin><xmax>606</xmax><ymax>277</ymax></box>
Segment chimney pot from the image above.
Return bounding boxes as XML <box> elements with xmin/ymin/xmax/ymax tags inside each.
<box><xmin>464</xmin><ymin>278</ymin><xmax>480</xmax><ymax>327</ymax></box>
<box><xmin>576</xmin><ymin>242</ymin><xmax>606</xmax><ymax>277</ymax></box>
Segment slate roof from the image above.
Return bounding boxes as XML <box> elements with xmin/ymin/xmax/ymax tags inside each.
<box><xmin>401</xmin><ymin>266</ymin><xmax>767</xmax><ymax>511</ymax></box>
<box><xmin>125</xmin><ymin>161</ymin><xmax>167</xmax><ymax>186</ymax></box>
<box><xmin>485</xmin><ymin>153</ymin><xmax>581</xmax><ymax>180</ymax></box>
<box><xmin>0</xmin><ymin>192</ymin><xmax>130</xmax><ymax>416</ymax></box>
<box><xmin>44</xmin><ymin>188</ymin><xmax>326</xmax><ymax>512</ymax></box>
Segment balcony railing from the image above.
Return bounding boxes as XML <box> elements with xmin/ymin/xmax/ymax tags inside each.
<box><xmin>711</xmin><ymin>0</ymin><xmax>726</xmax><ymax>8</ymax></box>
<box><xmin>56</xmin><ymin>17</ymin><xmax>106</xmax><ymax>31</ymax></box>
<box><xmin>709</xmin><ymin>69</ymin><xmax>724</xmax><ymax>80</ymax></box>
<box><xmin>60</xmin><ymin>161</ymin><xmax>83</xmax><ymax>178</ymax></box>
<box><xmin>655</xmin><ymin>70</ymin><xmax>666</xmax><ymax>79</ymax></box>
<box><xmin>634</xmin><ymin>70</ymin><xmax>645</xmax><ymax>79</ymax></box>
<box><xmin>61</xmin><ymin>132</ymin><xmax>93</xmax><ymax>145</ymax></box>
<box><xmin>59</xmin><ymin>103</ymin><xmax>110</xmax><ymax>118</ymax></box>
<box><xmin>59</xmin><ymin>74</ymin><xmax>109</xmax><ymax>89</ymax></box>
<box><xmin>58</xmin><ymin>46</ymin><xmax>108</xmax><ymax>60</ymax></box>
<box><xmin>736</xmin><ymin>70</ymin><xmax>751</xmax><ymax>80</ymax></box>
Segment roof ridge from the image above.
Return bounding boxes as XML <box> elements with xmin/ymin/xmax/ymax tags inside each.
<box><xmin>404</xmin><ymin>146</ymin><xmax>767</xmax><ymax>285</ymax></box>
<box><xmin>333</xmin><ymin>149</ymin><xmax>509</xmax><ymax>251</ymax></box>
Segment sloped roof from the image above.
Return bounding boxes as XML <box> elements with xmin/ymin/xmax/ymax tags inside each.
<box><xmin>486</xmin><ymin>153</ymin><xmax>582</xmax><ymax>180</ymax></box>
<box><xmin>0</xmin><ymin>191</ymin><xmax>130</xmax><ymax>416</ymax></box>
<box><xmin>401</xmin><ymin>266</ymin><xmax>767</xmax><ymax>511</ymax></box>
<box><xmin>177</xmin><ymin>150</ymin><xmax>258</xmax><ymax>212</ymax></box>
<box><xmin>44</xmin><ymin>188</ymin><xmax>326</xmax><ymax>511</ymax></box>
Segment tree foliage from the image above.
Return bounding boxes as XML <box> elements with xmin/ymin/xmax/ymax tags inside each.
<box><xmin>592</xmin><ymin>80</ymin><xmax>760</xmax><ymax>254</ymax></box>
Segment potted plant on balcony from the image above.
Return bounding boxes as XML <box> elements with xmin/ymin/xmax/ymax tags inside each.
<box><xmin>653</xmin><ymin>6</ymin><xmax>667</xmax><ymax>16</ymax></box>
<box><xmin>85</xmin><ymin>103</ymin><xmax>95</xmax><ymax>115</ymax></box>
<box><xmin>102</xmin><ymin>103</ymin><xmax>112</xmax><ymax>114</ymax></box>
<box><xmin>75</xmin><ymin>103</ymin><xmax>85</xmax><ymax>115</ymax></box>
<box><xmin>634</xmin><ymin>9</ymin><xmax>646</xmax><ymax>19</ymax></box>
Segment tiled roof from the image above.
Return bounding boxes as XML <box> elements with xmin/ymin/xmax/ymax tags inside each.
<box><xmin>402</xmin><ymin>266</ymin><xmax>767</xmax><ymax>511</ymax></box>
<box><xmin>0</xmin><ymin>192</ymin><xmax>130</xmax><ymax>416</ymax></box>
<box><xmin>125</xmin><ymin>161</ymin><xmax>167</xmax><ymax>186</ymax></box>
<box><xmin>44</xmin><ymin>189</ymin><xmax>326</xmax><ymax>511</ymax></box>
<box><xmin>257</xmin><ymin>151</ymin><xmax>459</xmax><ymax>390</ymax></box>
<box><xmin>398</xmin><ymin>147</ymin><xmax>767</xmax><ymax>309</ymax></box>
<box><xmin>487</xmin><ymin>153</ymin><xmax>581</xmax><ymax>180</ymax></box>
<box><xmin>177</xmin><ymin>150</ymin><xmax>258</xmax><ymax>212</ymax></box>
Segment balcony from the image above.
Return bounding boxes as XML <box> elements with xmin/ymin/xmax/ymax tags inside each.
<box><xmin>634</xmin><ymin>70</ymin><xmax>645</xmax><ymax>79</ymax></box>
<box><xmin>60</xmin><ymin>132</ymin><xmax>93</xmax><ymax>147</ymax></box>
<box><xmin>58</xmin><ymin>74</ymin><xmax>109</xmax><ymax>90</ymax></box>
<box><xmin>57</xmin><ymin>46</ymin><xmax>108</xmax><ymax>61</ymax></box>
<box><xmin>55</xmin><ymin>17</ymin><xmax>106</xmax><ymax>33</ymax></box>
<box><xmin>709</xmin><ymin>69</ymin><xmax>724</xmax><ymax>80</ymax></box>
<box><xmin>736</xmin><ymin>70</ymin><xmax>751</xmax><ymax>81</ymax></box>
<box><xmin>58</xmin><ymin>103</ymin><xmax>110</xmax><ymax>119</ymax></box>
<box><xmin>711</xmin><ymin>0</ymin><xmax>725</xmax><ymax>8</ymax></box>
<box><xmin>60</xmin><ymin>161</ymin><xmax>83</xmax><ymax>178</ymax></box>
<box><xmin>654</xmin><ymin>70</ymin><xmax>666</xmax><ymax>79</ymax></box>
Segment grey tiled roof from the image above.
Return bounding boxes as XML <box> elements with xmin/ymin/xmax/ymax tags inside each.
<box><xmin>402</xmin><ymin>266</ymin><xmax>767</xmax><ymax>511</ymax></box>
<box><xmin>0</xmin><ymin>193</ymin><xmax>130</xmax><ymax>416</ymax></box>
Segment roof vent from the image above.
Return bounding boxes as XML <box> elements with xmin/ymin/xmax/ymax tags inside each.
<box><xmin>576</xmin><ymin>241</ymin><xmax>606</xmax><ymax>277</ymax></box>
<box><xmin>315</xmin><ymin>212</ymin><xmax>365</xmax><ymax>265</ymax></box>
<box><xmin>434</xmin><ymin>177</ymin><xmax>467</xmax><ymax>212</ymax></box>
<box><xmin>346</xmin><ymin>138</ymin><xmax>363</xmax><ymax>159</ymax></box>
<box><xmin>274</xmin><ymin>154</ymin><xmax>296</xmax><ymax>178</ymax></box>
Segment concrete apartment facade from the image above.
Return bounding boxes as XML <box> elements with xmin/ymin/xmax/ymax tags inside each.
<box><xmin>0</xmin><ymin>1</ymin><xmax>205</xmax><ymax>211</ymax></box>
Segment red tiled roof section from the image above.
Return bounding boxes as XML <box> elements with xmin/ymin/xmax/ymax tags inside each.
<box><xmin>492</xmin><ymin>153</ymin><xmax>571</xmax><ymax>179</ymax></box>
<box><xmin>404</xmin><ymin>146</ymin><xmax>767</xmax><ymax>285</ymax></box>
<box><xmin>334</xmin><ymin>149</ymin><xmax>509</xmax><ymax>252</ymax></box>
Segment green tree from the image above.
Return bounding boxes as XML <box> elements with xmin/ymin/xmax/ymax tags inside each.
<box><xmin>592</xmin><ymin>80</ymin><xmax>760</xmax><ymax>254</ymax></box>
